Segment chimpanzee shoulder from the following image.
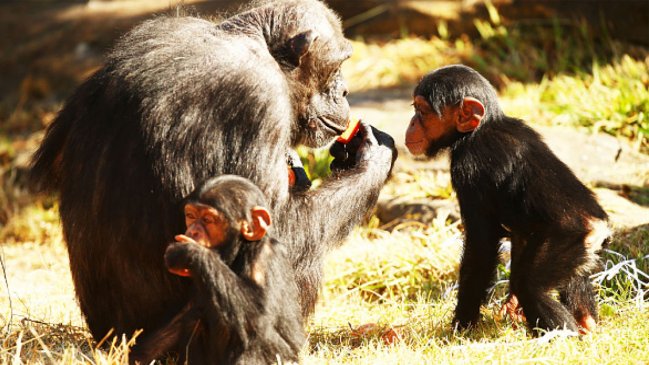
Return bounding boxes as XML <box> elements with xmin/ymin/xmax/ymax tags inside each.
<box><xmin>450</xmin><ymin>117</ymin><xmax>532</xmax><ymax>188</ymax></box>
<box><xmin>104</xmin><ymin>16</ymin><xmax>292</xmax><ymax>199</ymax></box>
<box><xmin>453</xmin><ymin>115</ymin><xmax>606</xmax><ymax>227</ymax></box>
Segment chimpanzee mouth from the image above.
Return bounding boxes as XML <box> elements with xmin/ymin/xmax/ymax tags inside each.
<box><xmin>405</xmin><ymin>139</ymin><xmax>426</xmax><ymax>155</ymax></box>
<box><xmin>317</xmin><ymin>116</ymin><xmax>346</xmax><ymax>134</ymax></box>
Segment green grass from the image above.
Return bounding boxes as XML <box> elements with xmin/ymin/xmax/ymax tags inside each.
<box><xmin>2</xmin><ymin>220</ymin><xmax>648</xmax><ymax>364</ymax></box>
<box><xmin>343</xmin><ymin>3</ymin><xmax>649</xmax><ymax>153</ymax></box>
<box><xmin>0</xmin><ymin>203</ymin><xmax>61</xmax><ymax>244</ymax></box>
<box><xmin>501</xmin><ymin>55</ymin><xmax>649</xmax><ymax>152</ymax></box>
<box><xmin>1</xmin><ymin>4</ymin><xmax>648</xmax><ymax>364</ymax></box>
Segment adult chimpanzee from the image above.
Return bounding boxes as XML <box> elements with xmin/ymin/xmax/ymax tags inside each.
<box><xmin>133</xmin><ymin>175</ymin><xmax>304</xmax><ymax>364</ymax></box>
<box><xmin>29</xmin><ymin>0</ymin><xmax>396</xmax><ymax>342</ymax></box>
<box><xmin>405</xmin><ymin>64</ymin><xmax>610</xmax><ymax>335</ymax></box>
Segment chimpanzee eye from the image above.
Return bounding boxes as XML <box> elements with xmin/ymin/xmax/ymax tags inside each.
<box><xmin>202</xmin><ymin>215</ymin><xmax>216</xmax><ymax>225</ymax></box>
<box><xmin>186</xmin><ymin>212</ymin><xmax>197</xmax><ymax>220</ymax></box>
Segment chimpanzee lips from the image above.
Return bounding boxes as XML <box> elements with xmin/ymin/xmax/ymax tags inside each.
<box><xmin>318</xmin><ymin>116</ymin><xmax>345</xmax><ymax>134</ymax></box>
<box><xmin>405</xmin><ymin>139</ymin><xmax>426</xmax><ymax>155</ymax></box>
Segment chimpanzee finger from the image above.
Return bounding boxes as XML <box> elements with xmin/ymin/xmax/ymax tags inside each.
<box><xmin>174</xmin><ymin>234</ymin><xmax>196</xmax><ymax>244</ymax></box>
<box><xmin>370</xmin><ymin>126</ymin><xmax>395</xmax><ymax>150</ymax></box>
<box><xmin>370</xmin><ymin>126</ymin><xmax>398</xmax><ymax>165</ymax></box>
<box><xmin>330</xmin><ymin>122</ymin><xmax>365</xmax><ymax>170</ymax></box>
<box><xmin>329</xmin><ymin>141</ymin><xmax>348</xmax><ymax>161</ymax></box>
<box><xmin>358</xmin><ymin>120</ymin><xmax>377</xmax><ymax>144</ymax></box>
<box><xmin>354</xmin><ymin>121</ymin><xmax>381</xmax><ymax>160</ymax></box>
<box><xmin>345</xmin><ymin>131</ymin><xmax>364</xmax><ymax>156</ymax></box>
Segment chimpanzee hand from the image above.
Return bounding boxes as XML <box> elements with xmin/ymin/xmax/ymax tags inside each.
<box><xmin>330</xmin><ymin>132</ymin><xmax>363</xmax><ymax>171</ymax></box>
<box><xmin>165</xmin><ymin>237</ymin><xmax>202</xmax><ymax>277</ymax></box>
<box><xmin>330</xmin><ymin>121</ymin><xmax>397</xmax><ymax>173</ymax></box>
<box><xmin>355</xmin><ymin>122</ymin><xmax>397</xmax><ymax>176</ymax></box>
<box><xmin>366</xmin><ymin>125</ymin><xmax>397</xmax><ymax>164</ymax></box>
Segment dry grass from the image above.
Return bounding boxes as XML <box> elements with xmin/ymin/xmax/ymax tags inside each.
<box><xmin>1</xmin><ymin>214</ymin><xmax>647</xmax><ymax>364</ymax></box>
<box><xmin>1</xmin><ymin>3</ymin><xmax>648</xmax><ymax>364</ymax></box>
<box><xmin>1</xmin><ymin>171</ymin><xmax>647</xmax><ymax>364</ymax></box>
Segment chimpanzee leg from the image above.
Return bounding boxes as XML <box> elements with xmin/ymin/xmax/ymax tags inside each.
<box><xmin>500</xmin><ymin>235</ymin><xmax>526</xmax><ymax>323</ymax></box>
<box><xmin>131</xmin><ymin>303</ymin><xmax>204</xmax><ymax>364</ymax></box>
<box><xmin>512</xmin><ymin>233</ymin><xmax>590</xmax><ymax>335</ymax></box>
<box><xmin>509</xmin><ymin>234</ymin><xmax>524</xmax><ymax>295</ymax></box>
<box><xmin>453</xmin><ymin>224</ymin><xmax>502</xmax><ymax>329</ymax></box>
<box><xmin>294</xmin><ymin>265</ymin><xmax>322</xmax><ymax>318</ymax></box>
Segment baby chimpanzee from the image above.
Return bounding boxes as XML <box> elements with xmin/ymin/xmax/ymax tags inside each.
<box><xmin>405</xmin><ymin>64</ymin><xmax>610</xmax><ymax>335</ymax></box>
<box><xmin>133</xmin><ymin>175</ymin><xmax>305</xmax><ymax>364</ymax></box>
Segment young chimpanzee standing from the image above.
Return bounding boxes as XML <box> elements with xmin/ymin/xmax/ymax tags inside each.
<box><xmin>405</xmin><ymin>65</ymin><xmax>610</xmax><ymax>335</ymax></box>
<box><xmin>133</xmin><ymin>175</ymin><xmax>305</xmax><ymax>364</ymax></box>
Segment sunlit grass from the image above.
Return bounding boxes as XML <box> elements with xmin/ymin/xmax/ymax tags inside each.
<box><xmin>2</xmin><ymin>220</ymin><xmax>647</xmax><ymax>364</ymax></box>
<box><xmin>343</xmin><ymin>37</ymin><xmax>459</xmax><ymax>92</ymax></box>
<box><xmin>343</xmin><ymin>6</ymin><xmax>649</xmax><ymax>152</ymax></box>
<box><xmin>381</xmin><ymin>170</ymin><xmax>455</xmax><ymax>201</ymax></box>
<box><xmin>0</xmin><ymin>203</ymin><xmax>61</xmax><ymax>244</ymax></box>
<box><xmin>501</xmin><ymin>55</ymin><xmax>649</xmax><ymax>152</ymax></box>
<box><xmin>323</xmin><ymin>222</ymin><xmax>462</xmax><ymax>303</ymax></box>
<box><xmin>1</xmin><ymin>3</ymin><xmax>648</xmax><ymax>364</ymax></box>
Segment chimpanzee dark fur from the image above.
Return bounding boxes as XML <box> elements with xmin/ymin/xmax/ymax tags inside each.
<box><xmin>133</xmin><ymin>176</ymin><xmax>305</xmax><ymax>364</ymax></box>
<box><xmin>415</xmin><ymin>65</ymin><xmax>609</xmax><ymax>335</ymax></box>
<box><xmin>30</xmin><ymin>0</ymin><xmax>396</xmax><ymax>342</ymax></box>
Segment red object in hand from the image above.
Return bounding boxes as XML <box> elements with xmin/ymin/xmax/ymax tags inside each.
<box><xmin>169</xmin><ymin>267</ymin><xmax>192</xmax><ymax>277</ymax></box>
<box><xmin>287</xmin><ymin>166</ymin><xmax>296</xmax><ymax>187</ymax></box>
<box><xmin>336</xmin><ymin>118</ymin><xmax>361</xmax><ymax>144</ymax></box>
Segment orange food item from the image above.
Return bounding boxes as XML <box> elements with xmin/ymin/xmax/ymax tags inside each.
<box><xmin>350</xmin><ymin>323</ymin><xmax>379</xmax><ymax>337</ymax></box>
<box><xmin>336</xmin><ymin>118</ymin><xmax>361</xmax><ymax>143</ymax></box>
<box><xmin>350</xmin><ymin>323</ymin><xmax>403</xmax><ymax>346</ymax></box>
<box><xmin>169</xmin><ymin>267</ymin><xmax>192</xmax><ymax>277</ymax></box>
<box><xmin>381</xmin><ymin>327</ymin><xmax>402</xmax><ymax>345</ymax></box>
<box><xmin>287</xmin><ymin>166</ymin><xmax>296</xmax><ymax>187</ymax></box>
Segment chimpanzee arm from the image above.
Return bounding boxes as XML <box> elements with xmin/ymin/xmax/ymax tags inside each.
<box><xmin>271</xmin><ymin>124</ymin><xmax>396</xmax><ymax>315</ymax></box>
<box><xmin>452</xmin><ymin>197</ymin><xmax>503</xmax><ymax>329</ymax></box>
<box><xmin>164</xmin><ymin>242</ymin><xmax>266</xmax><ymax>344</ymax></box>
<box><xmin>165</xmin><ymin>242</ymin><xmax>276</xmax><ymax>362</ymax></box>
<box><xmin>278</xmin><ymin>123</ymin><xmax>396</xmax><ymax>248</ymax></box>
<box><xmin>134</xmin><ymin>239</ymin><xmax>301</xmax><ymax>364</ymax></box>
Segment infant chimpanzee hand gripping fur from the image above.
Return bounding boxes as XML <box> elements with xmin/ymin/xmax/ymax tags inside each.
<box><xmin>405</xmin><ymin>65</ymin><xmax>610</xmax><ymax>335</ymax></box>
<box><xmin>133</xmin><ymin>175</ymin><xmax>305</xmax><ymax>364</ymax></box>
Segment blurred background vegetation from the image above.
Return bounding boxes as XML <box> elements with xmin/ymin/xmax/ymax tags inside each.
<box><xmin>0</xmin><ymin>1</ymin><xmax>648</xmax><ymax>363</ymax></box>
<box><xmin>1</xmin><ymin>0</ymin><xmax>647</xmax><ymax>291</ymax></box>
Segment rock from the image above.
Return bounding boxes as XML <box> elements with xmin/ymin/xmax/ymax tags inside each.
<box><xmin>376</xmin><ymin>195</ymin><xmax>460</xmax><ymax>228</ymax></box>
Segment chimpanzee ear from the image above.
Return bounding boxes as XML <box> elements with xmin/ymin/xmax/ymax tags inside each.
<box><xmin>287</xmin><ymin>30</ymin><xmax>318</xmax><ymax>67</ymax></box>
<box><xmin>241</xmin><ymin>206</ymin><xmax>271</xmax><ymax>241</ymax></box>
<box><xmin>456</xmin><ymin>97</ymin><xmax>485</xmax><ymax>133</ymax></box>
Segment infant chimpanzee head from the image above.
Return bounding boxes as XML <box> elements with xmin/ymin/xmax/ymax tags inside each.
<box><xmin>406</xmin><ymin>64</ymin><xmax>504</xmax><ymax>157</ymax></box>
<box><xmin>183</xmin><ymin>175</ymin><xmax>272</xmax><ymax>248</ymax></box>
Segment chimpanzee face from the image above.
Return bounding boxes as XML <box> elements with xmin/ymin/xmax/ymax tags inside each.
<box><xmin>406</xmin><ymin>95</ymin><xmax>458</xmax><ymax>158</ymax></box>
<box><xmin>300</xmin><ymin>66</ymin><xmax>350</xmax><ymax>147</ymax></box>
<box><xmin>183</xmin><ymin>203</ymin><xmax>229</xmax><ymax>248</ymax></box>
<box><xmin>287</xmin><ymin>31</ymin><xmax>352</xmax><ymax>148</ymax></box>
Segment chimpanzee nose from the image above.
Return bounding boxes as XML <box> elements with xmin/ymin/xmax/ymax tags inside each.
<box><xmin>187</xmin><ymin>226</ymin><xmax>201</xmax><ymax>240</ymax></box>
